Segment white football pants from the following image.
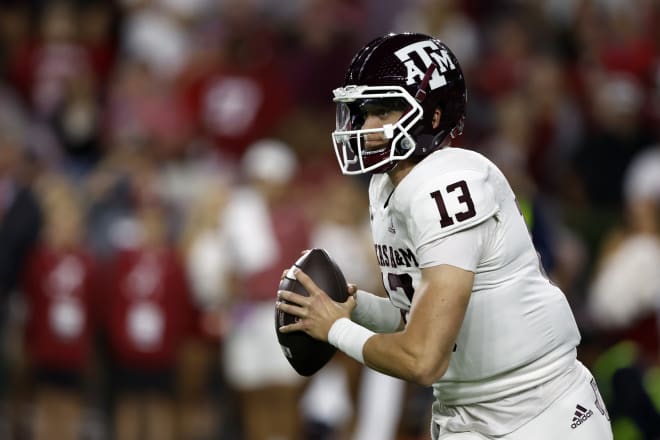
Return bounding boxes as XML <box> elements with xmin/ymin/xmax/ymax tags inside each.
<box><xmin>433</xmin><ymin>364</ymin><xmax>613</xmax><ymax>440</ymax></box>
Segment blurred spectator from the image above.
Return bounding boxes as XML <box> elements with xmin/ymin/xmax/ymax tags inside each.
<box><xmin>51</xmin><ymin>70</ymin><xmax>104</xmax><ymax>177</ymax></box>
<box><xmin>472</xmin><ymin>10</ymin><xmax>533</xmax><ymax>101</ymax></box>
<box><xmin>480</xmin><ymin>92</ymin><xmax>561</xmax><ymax>276</ymax></box>
<box><xmin>77</xmin><ymin>1</ymin><xmax>118</xmax><ymax>85</ymax></box>
<box><xmin>0</xmin><ymin>86</ymin><xmax>41</xmax><ymax>309</ymax></box>
<box><xmin>54</xmin><ymin>0</ymin><xmax>118</xmax><ymax>176</ymax></box>
<box><xmin>597</xmin><ymin>0</ymin><xmax>656</xmax><ymax>85</ymax></box>
<box><xmin>20</xmin><ymin>173</ymin><xmax>97</xmax><ymax>440</ymax></box>
<box><xmin>572</xmin><ymin>72</ymin><xmax>653</xmax><ymax>208</ymax></box>
<box><xmin>523</xmin><ymin>53</ymin><xmax>583</xmax><ymax>193</ymax></box>
<box><xmin>85</xmin><ymin>143</ymin><xmax>154</xmax><ymax>261</ymax></box>
<box><xmin>277</xmin><ymin>0</ymin><xmax>363</xmax><ymax>113</ymax></box>
<box><xmin>565</xmin><ymin>71</ymin><xmax>656</xmax><ymax>261</ymax></box>
<box><xmin>586</xmin><ymin>144</ymin><xmax>660</xmax><ymax>439</ymax></box>
<box><xmin>118</xmin><ymin>0</ymin><xmax>208</xmax><ymax>81</ymax></box>
<box><xmin>3</xmin><ymin>1</ymin><xmax>118</xmax><ymax>178</ymax></box>
<box><xmin>0</xmin><ymin>87</ymin><xmax>42</xmax><ymax>436</ymax></box>
<box><xmin>481</xmin><ymin>81</ymin><xmax>588</xmax><ymax>297</ymax></box>
<box><xmin>180</xmin><ymin>176</ymin><xmax>233</xmax><ymax>330</ymax></box>
<box><xmin>178</xmin><ymin>174</ymin><xmax>233</xmax><ymax>439</ymax></box>
<box><xmin>458</xmin><ymin>8</ymin><xmax>536</xmax><ymax>145</ymax></box>
<box><xmin>104</xmin><ymin>59</ymin><xmax>194</xmax><ymax>161</ymax></box>
<box><xmin>102</xmin><ymin>200</ymin><xmax>196</xmax><ymax>440</ymax></box>
<box><xmin>178</xmin><ymin>3</ymin><xmax>293</xmax><ymax>163</ymax></box>
<box><xmin>587</xmin><ymin>144</ymin><xmax>660</xmax><ymax>358</ymax></box>
<box><xmin>221</xmin><ymin>139</ymin><xmax>310</xmax><ymax>440</ymax></box>
<box><xmin>0</xmin><ymin>4</ymin><xmax>30</xmax><ymax>77</ymax></box>
<box><xmin>7</xmin><ymin>1</ymin><xmax>91</xmax><ymax>117</ymax></box>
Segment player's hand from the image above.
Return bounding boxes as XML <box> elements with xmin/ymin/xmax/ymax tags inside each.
<box><xmin>277</xmin><ymin>268</ymin><xmax>356</xmax><ymax>342</ymax></box>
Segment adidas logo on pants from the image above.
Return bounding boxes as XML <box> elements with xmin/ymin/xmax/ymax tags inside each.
<box><xmin>571</xmin><ymin>404</ymin><xmax>593</xmax><ymax>429</ymax></box>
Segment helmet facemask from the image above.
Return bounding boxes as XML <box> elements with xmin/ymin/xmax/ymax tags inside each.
<box><xmin>332</xmin><ymin>85</ymin><xmax>423</xmax><ymax>175</ymax></box>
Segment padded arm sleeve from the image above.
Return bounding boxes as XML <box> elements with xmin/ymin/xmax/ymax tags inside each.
<box><xmin>351</xmin><ymin>290</ymin><xmax>403</xmax><ymax>333</ymax></box>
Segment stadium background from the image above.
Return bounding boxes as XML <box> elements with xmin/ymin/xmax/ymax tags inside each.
<box><xmin>0</xmin><ymin>0</ymin><xmax>659</xmax><ymax>439</ymax></box>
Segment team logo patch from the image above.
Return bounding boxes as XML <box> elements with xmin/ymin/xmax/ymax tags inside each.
<box><xmin>570</xmin><ymin>404</ymin><xmax>593</xmax><ymax>429</ymax></box>
<box><xmin>394</xmin><ymin>40</ymin><xmax>457</xmax><ymax>90</ymax></box>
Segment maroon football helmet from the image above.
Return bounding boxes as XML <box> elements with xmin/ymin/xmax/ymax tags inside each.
<box><xmin>332</xmin><ymin>33</ymin><xmax>467</xmax><ymax>174</ymax></box>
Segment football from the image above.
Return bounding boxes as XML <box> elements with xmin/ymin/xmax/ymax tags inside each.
<box><xmin>275</xmin><ymin>248</ymin><xmax>349</xmax><ymax>376</ymax></box>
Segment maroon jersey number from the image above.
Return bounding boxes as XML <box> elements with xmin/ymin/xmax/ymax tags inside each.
<box><xmin>430</xmin><ymin>180</ymin><xmax>476</xmax><ymax>227</ymax></box>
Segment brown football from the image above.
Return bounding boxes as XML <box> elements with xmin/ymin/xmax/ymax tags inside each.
<box><xmin>275</xmin><ymin>248</ymin><xmax>348</xmax><ymax>376</ymax></box>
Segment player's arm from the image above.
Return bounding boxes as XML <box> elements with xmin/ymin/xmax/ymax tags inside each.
<box><xmin>360</xmin><ymin>264</ymin><xmax>472</xmax><ymax>385</ymax></box>
<box><xmin>278</xmin><ymin>263</ymin><xmax>473</xmax><ymax>386</ymax></box>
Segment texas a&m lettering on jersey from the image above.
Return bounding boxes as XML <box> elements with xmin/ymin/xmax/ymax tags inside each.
<box><xmin>374</xmin><ymin>244</ymin><xmax>419</xmax><ymax>269</ymax></box>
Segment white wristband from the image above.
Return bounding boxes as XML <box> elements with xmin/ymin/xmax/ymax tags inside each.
<box><xmin>327</xmin><ymin>317</ymin><xmax>375</xmax><ymax>364</ymax></box>
<box><xmin>351</xmin><ymin>290</ymin><xmax>403</xmax><ymax>333</ymax></box>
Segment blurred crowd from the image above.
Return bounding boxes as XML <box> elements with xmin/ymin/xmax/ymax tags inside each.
<box><xmin>0</xmin><ymin>0</ymin><xmax>660</xmax><ymax>439</ymax></box>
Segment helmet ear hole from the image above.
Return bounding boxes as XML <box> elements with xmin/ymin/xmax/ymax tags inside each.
<box><xmin>401</xmin><ymin>138</ymin><xmax>415</xmax><ymax>151</ymax></box>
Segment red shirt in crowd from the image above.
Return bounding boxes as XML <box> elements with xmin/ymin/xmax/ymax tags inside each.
<box><xmin>104</xmin><ymin>247</ymin><xmax>195</xmax><ymax>370</ymax></box>
<box><xmin>21</xmin><ymin>245</ymin><xmax>97</xmax><ymax>372</ymax></box>
<box><xmin>180</xmin><ymin>60</ymin><xmax>293</xmax><ymax>161</ymax></box>
<box><xmin>241</xmin><ymin>204</ymin><xmax>311</xmax><ymax>302</ymax></box>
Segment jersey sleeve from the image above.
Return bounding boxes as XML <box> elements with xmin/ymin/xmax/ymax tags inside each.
<box><xmin>403</xmin><ymin>168</ymin><xmax>499</xmax><ymax>266</ymax></box>
<box><xmin>416</xmin><ymin>218</ymin><xmax>491</xmax><ymax>271</ymax></box>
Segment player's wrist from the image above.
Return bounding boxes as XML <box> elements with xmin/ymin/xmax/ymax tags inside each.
<box><xmin>351</xmin><ymin>289</ymin><xmax>402</xmax><ymax>332</ymax></box>
<box><xmin>328</xmin><ymin>317</ymin><xmax>374</xmax><ymax>364</ymax></box>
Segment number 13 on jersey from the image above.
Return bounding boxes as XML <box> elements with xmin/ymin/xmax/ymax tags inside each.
<box><xmin>430</xmin><ymin>179</ymin><xmax>476</xmax><ymax>227</ymax></box>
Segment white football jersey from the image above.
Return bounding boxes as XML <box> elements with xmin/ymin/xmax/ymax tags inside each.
<box><xmin>368</xmin><ymin>147</ymin><xmax>581</xmax><ymax>417</ymax></box>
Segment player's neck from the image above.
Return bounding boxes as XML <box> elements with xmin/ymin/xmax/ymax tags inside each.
<box><xmin>388</xmin><ymin>160</ymin><xmax>415</xmax><ymax>187</ymax></box>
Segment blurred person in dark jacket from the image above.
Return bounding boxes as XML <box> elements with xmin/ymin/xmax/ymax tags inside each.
<box><xmin>0</xmin><ymin>97</ymin><xmax>42</xmax><ymax>434</ymax></box>
<box><xmin>0</xmin><ymin>106</ymin><xmax>41</xmax><ymax>306</ymax></box>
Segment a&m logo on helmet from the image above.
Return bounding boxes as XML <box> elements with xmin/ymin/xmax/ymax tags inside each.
<box><xmin>394</xmin><ymin>40</ymin><xmax>457</xmax><ymax>90</ymax></box>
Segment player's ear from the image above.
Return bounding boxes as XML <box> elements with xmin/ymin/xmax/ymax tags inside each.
<box><xmin>432</xmin><ymin>108</ymin><xmax>442</xmax><ymax>129</ymax></box>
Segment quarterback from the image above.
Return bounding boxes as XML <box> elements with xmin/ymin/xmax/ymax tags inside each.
<box><xmin>277</xmin><ymin>33</ymin><xmax>613</xmax><ymax>439</ymax></box>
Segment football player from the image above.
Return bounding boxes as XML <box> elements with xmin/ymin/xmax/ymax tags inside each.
<box><xmin>277</xmin><ymin>33</ymin><xmax>613</xmax><ymax>439</ymax></box>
